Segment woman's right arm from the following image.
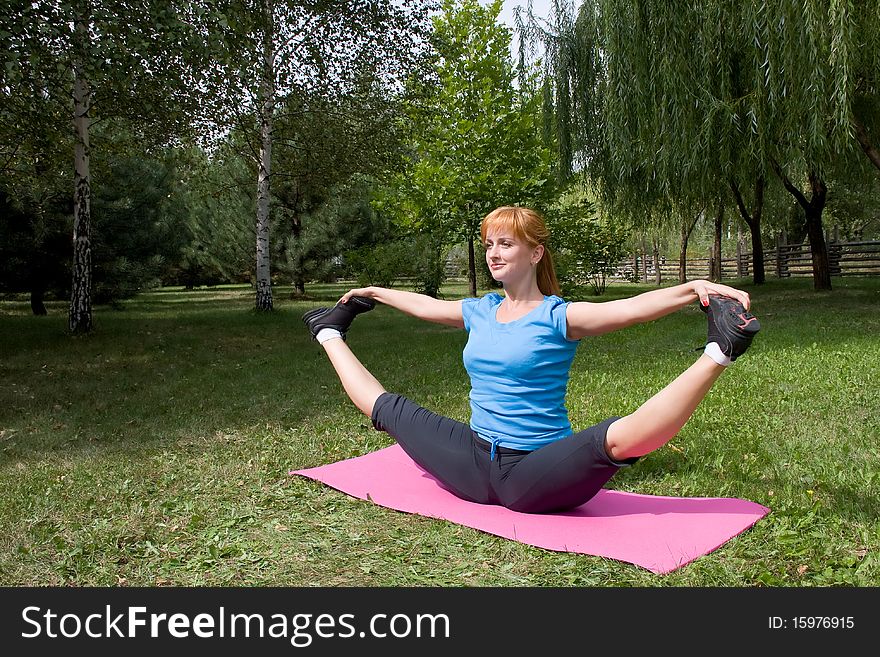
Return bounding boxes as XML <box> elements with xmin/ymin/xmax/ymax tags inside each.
<box><xmin>338</xmin><ymin>286</ymin><xmax>465</xmax><ymax>328</ymax></box>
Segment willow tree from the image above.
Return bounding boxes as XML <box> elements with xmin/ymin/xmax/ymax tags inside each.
<box><xmin>850</xmin><ymin>2</ymin><xmax>880</xmax><ymax>175</ymax></box>
<box><xmin>527</xmin><ymin>0</ymin><xmax>880</xmax><ymax>291</ymax></box>
<box><xmin>518</xmin><ymin>0</ymin><xmax>678</xmax><ymax>281</ymax></box>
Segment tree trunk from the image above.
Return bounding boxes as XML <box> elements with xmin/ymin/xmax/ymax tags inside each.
<box><xmin>678</xmin><ymin>211</ymin><xmax>699</xmax><ymax>283</ymax></box>
<box><xmin>640</xmin><ymin>235</ymin><xmax>648</xmax><ymax>282</ymax></box>
<box><xmin>31</xmin><ymin>288</ymin><xmax>47</xmax><ymax>316</ymax></box>
<box><xmin>467</xmin><ymin>233</ymin><xmax>477</xmax><ymax>298</ymax></box>
<box><xmin>653</xmin><ymin>236</ymin><xmax>661</xmax><ymax>285</ymax></box>
<box><xmin>748</xmin><ymin>222</ymin><xmax>765</xmax><ymax>285</ymax></box>
<box><xmin>678</xmin><ymin>224</ymin><xmax>688</xmax><ymax>284</ymax></box>
<box><xmin>254</xmin><ymin>18</ymin><xmax>275</xmax><ymax>311</ymax></box>
<box><xmin>770</xmin><ymin>159</ymin><xmax>832</xmax><ymax>290</ymax></box>
<box><xmin>804</xmin><ymin>173</ymin><xmax>831</xmax><ymax>290</ymax></box>
<box><xmin>30</xmin><ymin>250</ymin><xmax>47</xmax><ymax>315</ymax></box>
<box><xmin>730</xmin><ymin>177</ymin><xmax>766</xmax><ymax>284</ymax></box>
<box><xmin>69</xmin><ymin>5</ymin><xmax>92</xmax><ymax>334</ymax></box>
<box><xmin>290</xmin><ymin>213</ymin><xmax>305</xmax><ymax>296</ymax></box>
<box><xmin>711</xmin><ymin>197</ymin><xmax>724</xmax><ymax>282</ymax></box>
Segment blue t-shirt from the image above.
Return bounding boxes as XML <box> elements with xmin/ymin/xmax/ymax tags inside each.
<box><xmin>461</xmin><ymin>292</ymin><xmax>579</xmax><ymax>452</ymax></box>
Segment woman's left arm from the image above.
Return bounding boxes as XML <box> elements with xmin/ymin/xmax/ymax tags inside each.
<box><xmin>565</xmin><ymin>280</ymin><xmax>752</xmax><ymax>339</ymax></box>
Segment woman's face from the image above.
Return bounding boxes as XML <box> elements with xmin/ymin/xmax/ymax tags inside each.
<box><xmin>484</xmin><ymin>230</ymin><xmax>543</xmax><ymax>285</ymax></box>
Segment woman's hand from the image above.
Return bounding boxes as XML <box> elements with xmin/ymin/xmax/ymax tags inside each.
<box><xmin>691</xmin><ymin>280</ymin><xmax>751</xmax><ymax>310</ymax></box>
<box><xmin>338</xmin><ymin>287</ymin><xmax>376</xmax><ymax>305</ymax></box>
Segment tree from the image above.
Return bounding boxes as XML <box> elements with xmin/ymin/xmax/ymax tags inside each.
<box><xmin>0</xmin><ymin>144</ymin><xmax>209</xmax><ymax>305</ymax></box>
<box><xmin>0</xmin><ymin>188</ymin><xmax>71</xmax><ymax>313</ymax></box>
<box><xmin>547</xmin><ymin>195</ymin><xmax>630</xmax><ymax>296</ymax></box>
<box><xmin>269</xmin><ymin>75</ymin><xmax>412</xmax><ymax>296</ymax></box>
<box><xmin>730</xmin><ymin>176</ymin><xmax>766</xmax><ymax>284</ymax></box>
<box><xmin>213</xmin><ymin>0</ymin><xmax>432</xmax><ymax>311</ymax></box>
<box><xmin>387</xmin><ymin>0</ymin><xmax>555</xmax><ymax>297</ymax></box>
<box><xmin>89</xmin><ymin>152</ymin><xmax>193</xmax><ymax>303</ymax></box>
<box><xmin>850</xmin><ymin>1</ymin><xmax>880</xmax><ymax>175</ymax></box>
<box><xmin>1</xmin><ymin>1</ymin><xmax>224</xmax><ymax>330</ymax></box>
<box><xmin>521</xmin><ymin>0</ymin><xmax>674</xmax><ymax>280</ymax></box>
<box><xmin>279</xmin><ymin>176</ymin><xmax>394</xmax><ymax>294</ymax></box>
<box><xmin>528</xmin><ymin>0</ymin><xmax>880</xmax><ymax>291</ymax></box>
<box><xmin>168</xmin><ymin>144</ymin><xmax>255</xmax><ymax>288</ymax></box>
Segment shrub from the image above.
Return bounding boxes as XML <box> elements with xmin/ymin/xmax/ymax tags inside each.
<box><xmin>345</xmin><ymin>233</ymin><xmax>447</xmax><ymax>297</ymax></box>
<box><xmin>345</xmin><ymin>240</ymin><xmax>414</xmax><ymax>288</ymax></box>
<box><xmin>547</xmin><ymin>202</ymin><xmax>631</xmax><ymax>296</ymax></box>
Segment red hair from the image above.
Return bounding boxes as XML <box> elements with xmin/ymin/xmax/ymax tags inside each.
<box><xmin>480</xmin><ymin>206</ymin><xmax>561</xmax><ymax>296</ymax></box>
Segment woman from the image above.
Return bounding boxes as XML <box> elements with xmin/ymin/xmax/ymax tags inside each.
<box><xmin>302</xmin><ymin>206</ymin><xmax>760</xmax><ymax>513</ymax></box>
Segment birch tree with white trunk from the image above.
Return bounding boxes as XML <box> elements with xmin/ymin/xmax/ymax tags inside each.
<box><xmin>216</xmin><ymin>0</ymin><xmax>432</xmax><ymax>311</ymax></box>
<box><xmin>70</xmin><ymin>1</ymin><xmax>93</xmax><ymax>332</ymax></box>
<box><xmin>254</xmin><ymin>5</ymin><xmax>276</xmax><ymax>311</ymax></box>
<box><xmin>1</xmin><ymin>1</ymin><xmax>228</xmax><ymax>331</ymax></box>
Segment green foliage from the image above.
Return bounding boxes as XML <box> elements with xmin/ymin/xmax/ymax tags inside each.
<box><xmin>0</xmin><ymin>189</ymin><xmax>71</xmax><ymax>305</ymax></box>
<box><xmin>559</xmin><ymin>0</ymin><xmax>880</xmax><ymax>200</ymax></box>
<box><xmin>1</xmin><ymin>146</ymin><xmax>206</xmax><ymax>306</ymax></box>
<box><xmin>277</xmin><ymin>177</ymin><xmax>397</xmax><ymax>291</ymax></box>
<box><xmin>0</xmin><ymin>1</ymin><xmax>221</xmax><ymax>156</ymax></box>
<box><xmin>221</xmin><ymin>0</ymin><xmax>432</xmax><ymax>301</ymax></box>
<box><xmin>382</xmin><ymin>0</ymin><xmax>556</xmax><ymax>291</ymax></box>
<box><xmin>346</xmin><ymin>241</ymin><xmax>414</xmax><ymax>289</ymax></box>
<box><xmin>547</xmin><ymin>196</ymin><xmax>631</xmax><ymax>296</ymax></box>
<box><xmin>821</xmin><ymin>137</ymin><xmax>880</xmax><ymax>241</ymax></box>
<box><xmin>409</xmin><ymin>232</ymin><xmax>447</xmax><ymax>297</ymax></box>
<box><xmin>523</xmin><ymin>1</ymin><xmax>880</xmax><ymax>291</ymax></box>
<box><xmin>0</xmin><ymin>0</ymin><xmax>251</xmax><ymax>325</ymax></box>
<box><xmin>265</xmin><ymin>83</ymin><xmax>415</xmax><ymax>296</ymax></box>
<box><xmin>826</xmin><ymin>176</ymin><xmax>880</xmax><ymax>241</ymax></box>
<box><xmin>344</xmin><ymin>232</ymin><xmax>446</xmax><ymax>297</ymax></box>
<box><xmin>169</xmin><ymin>145</ymin><xmax>254</xmax><ymax>288</ymax></box>
<box><xmin>90</xmin><ymin>154</ymin><xmax>191</xmax><ymax>303</ymax></box>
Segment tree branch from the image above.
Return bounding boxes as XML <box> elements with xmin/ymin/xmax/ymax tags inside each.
<box><xmin>769</xmin><ymin>157</ymin><xmax>810</xmax><ymax>210</ymax></box>
<box><xmin>0</xmin><ymin>144</ymin><xmax>22</xmax><ymax>174</ymax></box>
<box><xmin>853</xmin><ymin>114</ymin><xmax>880</xmax><ymax>172</ymax></box>
<box><xmin>729</xmin><ymin>178</ymin><xmax>751</xmax><ymax>224</ymax></box>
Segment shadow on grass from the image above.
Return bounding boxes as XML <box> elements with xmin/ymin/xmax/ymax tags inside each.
<box><xmin>0</xmin><ymin>294</ymin><xmax>475</xmax><ymax>467</ymax></box>
<box><xmin>0</xmin><ymin>309</ymin><xmax>350</xmax><ymax>463</ymax></box>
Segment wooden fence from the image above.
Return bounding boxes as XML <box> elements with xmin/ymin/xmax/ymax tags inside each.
<box><xmin>614</xmin><ymin>231</ymin><xmax>880</xmax><ymax>283</ymax></box>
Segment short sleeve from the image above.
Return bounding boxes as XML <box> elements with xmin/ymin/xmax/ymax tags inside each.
<box><xmin>461</xmin><ymin>297</ymin><xmax>481</xmax><ymax>332</ymax></box>
<box><xmin>461</xmin><ymin>293</ymin><xmax>503</xmax><ymax>331</ymax></box>
<box><xmin>548</xmin><ymin>295</ymin><xmax>579</xmax><ymax>343</ymax></box>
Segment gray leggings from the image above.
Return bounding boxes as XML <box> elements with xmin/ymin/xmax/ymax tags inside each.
<box><xmin>370</xmin><ymin>392</ymin><xmax>637</xmax><ymax>514</ymax></box>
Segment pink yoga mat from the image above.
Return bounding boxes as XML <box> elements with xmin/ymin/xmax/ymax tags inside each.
<box><xmin>290</xmin><ymin>445</ymin><xmax>770</xmax><ymax>574</ymax></box>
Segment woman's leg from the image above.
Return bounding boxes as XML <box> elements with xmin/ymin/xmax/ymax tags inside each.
<box><xmin>303</xmin><ymin>295</ymin><xmax>381</xmax><ymax>415</ymax></box>
<box><xmin>320</xmin><ymin>337</ymin><xmax>386</xmax><ymax>417</ymax></box>
<box><xmin>318</xmin><ymin>337</ymin><xmax>490</xmax><ymax>503</ymax></box>
<box><xmin>604</xmin><ymin>354</ymin><xmax>725</xmax><ymax>460</ymax></box>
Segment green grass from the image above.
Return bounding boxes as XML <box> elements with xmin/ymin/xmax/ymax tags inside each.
<box><xmin>1</xmin><ymin>277</ymin><xmax>878</xmax><ymax>586</ymax></box>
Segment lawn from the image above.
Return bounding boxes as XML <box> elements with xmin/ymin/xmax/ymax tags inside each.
<box><xmin>1</xmin><ymin>277</ymin><xmax>878</xmax><ymax>586</ymax></box>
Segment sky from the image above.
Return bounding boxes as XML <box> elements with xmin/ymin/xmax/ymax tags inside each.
<box><xmin>496</xmin><ymin>0</ymin><xmax>554</xmax><ymax>28</ymax></box>
<box><xmin>491</xmin><ymin>0</ymin><xmax>558</xmax><ymax>62</ymax></box>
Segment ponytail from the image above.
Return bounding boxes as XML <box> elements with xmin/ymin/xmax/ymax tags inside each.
<box><xmin>536</xmin><ymin>248</ymin><xmax>561</xmax><ymax>296</ymax></box>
